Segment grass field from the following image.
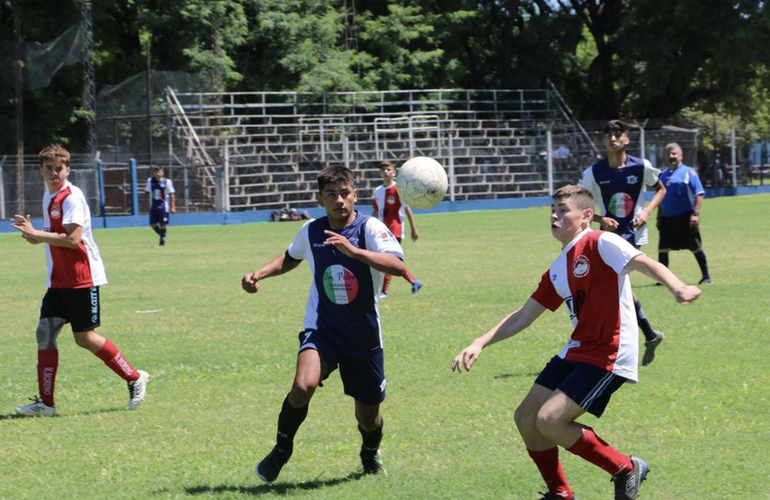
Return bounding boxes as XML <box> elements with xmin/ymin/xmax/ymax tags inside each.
<box><xmin>1</xmin><ymin>194</ymin><xmax>769</xmax><ymax>500</ymax></box>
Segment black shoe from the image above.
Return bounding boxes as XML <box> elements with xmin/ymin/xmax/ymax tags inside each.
<box><xmin>255</xmin><ymin>446</ymin><xmax>291</xmax><ymax>482</ymax></box>
<box><xmin>612</xmin><ymin>456</ymin><xmax>649</xmax><ymax>500</ymax></box>
<box><xmin>698</xmin><ymin>277</ymin><xmax>713</xmax><ymax>285</ymax></box>
<box><xmin>361</xmin><ymin>449</ymin><xmax>386</xmax><ymax>475</ymax></box>
<box><xmin>641</xmin><ymin>331</ymin><xmax>664</xmax><ymax>366</ymax></box>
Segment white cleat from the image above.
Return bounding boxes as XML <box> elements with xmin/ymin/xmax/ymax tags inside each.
<box><xmin>128</xmin><ymin>370</ymin><xmax>150</xmax><ymax>410</ymax></box>
<box><xmin>16</xmin><ymin>397</ymin><xmax>56</xmax><ymax>417</ymax></box>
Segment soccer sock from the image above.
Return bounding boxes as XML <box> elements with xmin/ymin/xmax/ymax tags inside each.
<box><xmin>527</xmin><ymin>447</ymin><xmax>573</xmax><ymax>498</ymax></box>
<box><xmin>152</xmin><ymin>226</ymin><xmax>161</xmax><ymax>235</ymax></box>
<box><xmin>381</xmin><ymin>275</ymin><xmax>392</xmax><ymax>294</ymax></box>
<box><xmin>694</xmin><ymin>250</ymin><xmax>710</xmax><ymax>278</ymax></box>
<box><xmin>276</xmin><ymin>396</ymin><xmax>309</xmax><ymax>456</ymax></box>
<box><xmin>37</xmin><ymin>349</ymin><xmax>59</xmax><ymax>407</ymax></box>
<box><xmin>658</xmin><ymin>252</ymin><xmax>669</xmax><ymax>268</ymax></box>
<box><xmin>358</xmin><ymin>418</ymin><xmax>384</xmax><ymax>460</ymax></box>
<box><xmin>634</xmin><ymin>300</ymin><xmax>657</xmax><ymax>341</ymax></box>
<box><xmin>402</xmin><ymin>268</ymin><xmax>417</xmax><ymax>284</ymax></box>
<box><xmin>94</xmin><ymin>339</ymin><xmax>139</xmax><ymax>382</ymax></box>
<box><xmin>566</xmin><ymin>426</ymin><xmax>633</xmax><ymax>476</ymax></box>
<box><xmin>160</xmin><ymin>227</ymin><xmax>167</xmax><ymax>238</ymax></box>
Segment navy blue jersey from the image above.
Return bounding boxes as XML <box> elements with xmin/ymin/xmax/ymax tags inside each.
<box><xmin>579</xmin><ymin>155</ymin><xmax>660</xmax><ymax>247</ymax></box>
<box><xmin>144</xmin><ymin>177</ymin><xmax>175</xmax><ymax>211</ymax></box>
<box><xmin>286</xmin><ymin>211</ymin><xmax>404</xmax><ymax>354</ymax></box>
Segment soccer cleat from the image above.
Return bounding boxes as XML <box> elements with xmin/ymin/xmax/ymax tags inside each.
<box><xmin>378</xmin><ymin>291</ymin><xmax>388</xmax><ymax>299</ymax></box>
<box><xmin>536</xmin><ymin>492</ymin><xmax>578</xmax><ymax>500</ymax></box>
<box><xmin>612</xmin><ymin>456</ymin><xmax>649</xmax><ymax>500</ymax></box>
<box><xmin>127</xmin><ymin>370</ymin><xmax>149</xmax><ymax>410</ymax></box>
<box><xmin>256</xmin><ymin>445</ymin><xmax>291</xmax><ymax>482</ymax></box>
<box><xmin>698</xmin><ymin>277</ymin><xmax>713</xmax><ymax>285</ymax></box>
<box><xmin>15</xmin><ymin>396</ymin><xmax>56</xmax><ymax>417</ymax></box>
<box><xmin>159</xmin><ymin>236</ymin><xmax>166</xmax><ymax>246</ymax></box>
<box><xmin>361</xmin><ymin>449</ymin><xmax>387</xmax><ymax>475</ymax></box>
<box><xmin>641</xmin><ymin>331</ymin><xmax>664</xmax><ymax>366</ymax></box>
<box><xmin>411</xmin><ymin>279</ymin><xmax>423</xmax><ymax>294</ymax></box>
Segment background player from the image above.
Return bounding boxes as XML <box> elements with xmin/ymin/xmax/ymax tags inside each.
<box><xmin>657</xmin><ymin>143</ymin><xmax>712</xmax><ymax>284</ymax></box>
<box><xmin>452</xmin><ymin>185</ymin><xmax>701</xmax><ymax>500</ymax></box>
<box><xmin>11</xmin><ymin>145</ymin><xmax>149</xmax><ymax>417</ymax></box>
<box><xmin>579</xmin><ymin>120</ymin><xmax>667</xmax><ymax>366</ymax></box>
<box><xmin>242</xmin><ymin>165</ymin><xmax>406</xmax><ymax>481</ymax></box>
<box><xmin>144</xmin><ymin>166</ymin><xmax>176</xmax><ymax>246</ymax></box>
<box><xmin>372</xmin><ymin>160</ymin><xmax>423</xmax><ymax>297</ymax></box>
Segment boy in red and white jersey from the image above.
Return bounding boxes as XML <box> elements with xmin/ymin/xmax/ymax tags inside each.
<box><xmin>11</xmin><ymin>145</ymin><xmax>149</xmax><ymax>417</ymax></box>
<box><xmin>372</xmin><ymin>160</ymin><xmax>422</xmax><ymax>297</ymax></box>
<box><xmin>452</xmin><ymin>185</ymin><xmax>700</xmax><ymax>500</ymax></box>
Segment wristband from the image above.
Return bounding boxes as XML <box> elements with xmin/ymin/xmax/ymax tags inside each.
<box><xmin>692</xmin><ymin>210</ymin><xmax>699</xmax><ymax>216</ymax></box>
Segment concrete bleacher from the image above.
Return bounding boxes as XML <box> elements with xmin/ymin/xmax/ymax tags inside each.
<box><xmin>165</xmin><ymin>88</ymin><xmax>587</xmax><ymax>211</ymax></box>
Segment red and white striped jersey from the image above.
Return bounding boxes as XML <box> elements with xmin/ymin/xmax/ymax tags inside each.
<box><xmin>531</xmin><ymin>229</ymin><xmax>641</xmax><ymax>382</ymax></box>
<box><xmin>42</xmin><ymin>182</ymin><xmax>107</xmax><ymax>289</ymax></box>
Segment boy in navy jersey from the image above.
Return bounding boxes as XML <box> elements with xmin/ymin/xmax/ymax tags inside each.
<box><xmin>11</xmin><ymin>145</ymin><xmax>149</xmax><ymax>416</ymax></box>
<box><xmin>144</xmin><ymin>166</ymin><xmax>175</xmax><ymax>246</ymax></box>
<box><xmin>452</xmin><ymin>185</ymin><xmax>700</xmax><ymax>500</ymax></box>
<box><xmin>579</xmin><ymin>120</ymin><xmax>668</xmax><ymax>365</ymax></box>
<box><xmin>242</xmin><ymin>165</ymin><xmax>406</xmax><ymax>481</ymax></box>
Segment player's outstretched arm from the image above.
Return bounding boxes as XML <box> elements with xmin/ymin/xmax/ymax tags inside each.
<box><xmin>242</xmin><ymin>252</ymin><xmax>301</xmax><ymax>294</ymax></box>
<box><xmin>451</xmin><ymin>298</ymin><xmax>547</xmax><ymax>373</ymax></box>
<box><xmin>626</xmin><ymin>254</ymin><xmax>701</xmax><ymax>303</ymax></box>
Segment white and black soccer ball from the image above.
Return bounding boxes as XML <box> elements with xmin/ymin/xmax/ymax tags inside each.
<box><xmin>395</xmin><ymin>156</ymin><xmax>448</xmax><ymax>210</ymax></box>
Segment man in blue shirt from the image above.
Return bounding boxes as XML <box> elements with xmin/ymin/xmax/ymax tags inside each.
<box><xmin>657</xmin><ymin>143</ymin><xmax>712</xmax><ymax>285</ymax></box>
<box><xmin>242</xmin><ymin>165</ymin><xmax>406</xmax><ymax>482</ymax></box>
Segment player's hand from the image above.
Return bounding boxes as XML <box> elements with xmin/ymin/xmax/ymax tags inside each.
<box><xmin>600</xmin><ymin>217</ymin><xmax>619</xmax><ymax>230</ymax></box>
<box><xmin>241</xmin><ymin>272</ymin><xmax>260</xmax><ymax>293</ymax></box>
<box><xmin>171</xmin><ymin>206</ymin><xmax>176</xmax><ymax>214</ymax></box>
<box><xmin>689</xmin><ymin>214</ymin><xmax>699</xmax><ymax>228</ymax></box>
<box><xmin>411</xmin><ymin>228</ymin><xmax>419</xmax><ymax>241</ymax></box>
<box><xmin>673</xmin><ymin>285</ymin><xmax>701</xmax><ymax>304</ymax></box>
<box><xmin>633</xmin><ymin>210</ymin><xmax>650</xmax><ymax>229</ymax></box>
<box><xmin>323</xmin><ymin>230</ymin><xmax>356</xmax><ymax>257</ymax></box>
<box><xmin>451</xmin><ymin>343</ymin><xmax>483</xmax><ymax>373</ymax></box>
<box><xmin>11</xmin><ymin>214</ymin><xmax>36</xmax><ymax>238</ymax></box>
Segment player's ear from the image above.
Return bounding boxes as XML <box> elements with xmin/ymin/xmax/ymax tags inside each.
<box><xmin>583</xmin><ymin>207</ymin><xmax>593</xmax><ymax>224</ymax></box>
<box><xmin>315</xmin><ymin>192</ymin><xmax>323</xmax><ymax>206</ymax></box>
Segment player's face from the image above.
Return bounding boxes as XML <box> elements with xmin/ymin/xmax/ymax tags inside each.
<box><xmin>317</xmin><ymin>181</ymin><xmax>357</xmax><ymax>228</ymax></box>
<box><xmin>40</xmin><ymin>160</ymin><xmax>70</xmax><ymax>192</ymax></box>
<box><xmin>667</xmin><ymin>148</ymin><xmax>683</xmax><ymax>167</ymax></box>
<box><xmin>380</xmin><ymin>166</ymin><xmax>396</xmax><ymax>183</ymax></box>
<box><xmin>154</xmin><ymin>168</ymin><xmax>164</xmax><ymax>180</ymax></box>
<box><xmin>551</xmin><ymin>199</ymin><xmax>590</xmax><ymax>245</ymax></box>
<box><xmin>603</xmin><ymin>131</ymin><xmax>629</xmax><ymax>152</ymax></box>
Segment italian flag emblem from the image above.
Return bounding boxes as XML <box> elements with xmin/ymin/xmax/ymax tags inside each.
<box><xmin>323</xmin><ymin>265</ymin><xmax>359</xmax><ymax>304</ymax></box>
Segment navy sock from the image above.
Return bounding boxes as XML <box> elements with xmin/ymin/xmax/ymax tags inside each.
<box><xmin>276</xmin><ymin>396</ymin><xmax>308</xmax><ymax>455</ymax></box>
<box><xmin>634</xmin><ymin>300</ymin><xmax>656</xmax><ymax>341</ymax></box>
<box><xmin>358</xmin><ymin>419</ymin><xmax>383</xmax><ymax>460</ymax></box>
<box><xmin>694</xmin><ymin>250</ymin><xmax>710</xmax><ymax>279</ymax></box>
<box><xmin>658</xmin><ymin>252</ymin><xmax>669</xmax><ymax>268</ymax></box>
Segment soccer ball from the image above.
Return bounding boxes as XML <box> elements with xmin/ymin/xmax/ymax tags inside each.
<box><xmin>396</xmin><ymin>156</ymin><xmax>448</xmax><ymax>209</ymax></box>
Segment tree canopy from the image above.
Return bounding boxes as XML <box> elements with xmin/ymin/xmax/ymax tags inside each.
<box><xmin>1</xmin><ymin>0</ymin><xmax>768</xmax><ymax>153</ymax></box>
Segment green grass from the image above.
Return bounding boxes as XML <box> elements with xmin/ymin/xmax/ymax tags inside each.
<box><xmin>1</xmin><ymin>195</ymin><xmax>769</xmax><ymax>500</ymax></box>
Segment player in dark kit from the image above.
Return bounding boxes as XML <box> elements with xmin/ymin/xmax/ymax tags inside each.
<box><xmin>242</xmin><ymin>165</ymin><xmax>406</xmax><ymax>482</ymax></box>
<box><xmin>579</xmin><ymin>120</ymin><xmax>668</xmax><ymax>366</ymax></box>
<box><xmin>144</xmin><ymin>166</ymin><xmax>176</xmax><ymax>246</ymax></box>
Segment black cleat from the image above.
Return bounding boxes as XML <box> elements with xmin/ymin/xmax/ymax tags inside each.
<box><xmin>361</xmin><ymin>449</ymin><xmax>386</xmax><ymax>475</ymax></box>
<box><xmin>612</xmin><ymin>456</ymin><xmax>649</xmax><ymax>500</ymax></box>
<box><xmin>255</xmin><ymin>446</ymin><xmax>291</xmax><ymax>482</ymax></box>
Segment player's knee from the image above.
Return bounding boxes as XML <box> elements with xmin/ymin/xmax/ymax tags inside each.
<box><xmin>514</xmin><ymin>402</ymin><xmax>538</xmax><ymax>433</ymax></box>
<box><xmin>36</xmin><ymin>318</ymin><xmax>65</xmax><ymax>350</ymax></box>
<box><xmin>291</xmin><ymin>377</ymin><xmax>318</xmax><ymax>400</ymax></box>
<box><xmin>534</xmin><ymin>409</ymin><xmax>562</xmax><ymax>438</ymax></box>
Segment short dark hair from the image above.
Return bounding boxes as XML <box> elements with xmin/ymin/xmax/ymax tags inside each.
<box><xmin>379</xmin><ymin>160</ymin><xmax>396</xmax><ymax>170</ymax></box>
<box><xmin>552</xmin><ymin>184</ymin><xmax>595</xmax><ymax>211</ymax></box>
<box><xmin>604</xmin><ymin>119</ymin><xmax>629</xmax><ymax>135</ymax></box>
<box><xmin>317</xmin><ymin>165</ymin><xmax>354</xmax><ymax>191</ymax></box>
<box><xmin>38</xmin><ymin>145</ymin><xmax>70</xmax><ymax>168</ymax></box>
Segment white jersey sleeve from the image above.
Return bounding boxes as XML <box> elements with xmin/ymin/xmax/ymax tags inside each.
<box><xmin>578</xmin><ymin>167</ymin><xmax>604</xmax><ymax>216</ymax></box>
<box><xmin>144</xmin><ymin>178</ymin><xmax>152</xmax><ymax>194</ymax></box>
<box><xmin>597</xmin><ymin>231</ymin><xmax>642</xmax><ymax>274</ymax></box>
<box><xmin>364</xmin><ymin>217</ymin><xmax>404</xmax><ymax>258</ymax></box>
<box><xmin>643</xmin><ymin>159</ymin><xmax>661</xmax><ymax>187</ymax></box>
<box><xmin>61</xmin><ymin>188</ymin><xmax>89</xmax><ymax>227</ymax></box>
<box><xmin>287</xmin><ymin>220</ymin><xmax>313</xmax><ymax>261</ymax></box>
<box><xmin>165</xmin><ymin>179</ymin><xmax>176</xmax><ymax>195</ymax></box>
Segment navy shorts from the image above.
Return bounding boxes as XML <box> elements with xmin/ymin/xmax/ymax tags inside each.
<box><xmin>149</xmin><ymin>207</ymin><xmax>170</xmax><ymax>226</ymax></box>
<box><xmin>40</xmin><ymin>287</ymin><xmax>101</xmax><ymax>333</ymax></box>
<box><xmin>297</xmin><ymin>329</ymin><xmax>386</xmax><ymax>406</ymax></box>
<box><xmin>534</xmin><ymin>355</ymin><xmax>627</xmax><ymax>417</ymax></box>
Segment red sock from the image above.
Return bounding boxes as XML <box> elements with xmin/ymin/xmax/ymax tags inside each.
<box><xmin>402</xmin><ymin>268</ymin><xmax>416</xmax><ymax>284</ymax></box>
<box><xmin>566</xmin><ymin>427</ymin><xmax>633</xmax><ymax>476</ymax></box>
<box><xmin>528</xmin><ymin>447</ymin><xmax>573</xmax><ymax>498</ymax></box>
<box><xmin>37</xmin><ymin>349</ymin><xmax>59</xmax><ymax>407</ymax></box>
<box><xmin>95</xmin><ymin>339</ymin><xmax>139</xmax><ymax>382</ymax></box>
<box><xmin>381</xmin><ymin>275</ymin><xmax>392</xmax><ymax>294</ymax></box>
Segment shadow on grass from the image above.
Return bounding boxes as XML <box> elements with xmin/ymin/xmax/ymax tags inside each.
<box><xmin>0</xmin><ymin>407</ymin><xmax>125</xmax><ymax>421</ymax></box>
<box><xmin>494</xmin><ymin>372</ymin><xmax>540</xmax><ymax>380</ymax></box>
<box><xmin>181</xmin><ymin>473</ymin><xmax>364</xmax><ymax>496</ymax></box>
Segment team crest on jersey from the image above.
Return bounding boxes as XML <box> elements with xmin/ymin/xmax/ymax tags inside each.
<box><xmin>322</xmin><ymin>264</ymin><xmax>359</xmax><ymax>305</ymax></box>
<box><xmin>572</xmin><ymin>255</ymin><xmax>590</xmax><ymax>278</ymax></box>
<box><xmin>386</xmin><ymin>195</ymin><xmax>396</xmax><ymax>205</ymax></box>
<box><xmin>626</xmin><ymin>175</ymin><xmax>639</xmax><ymax>185</ymax></box>
<box><xmin>50</xmin><ymin>203</ymin><xmax>62</xmax><ymax>220</ymax></box>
